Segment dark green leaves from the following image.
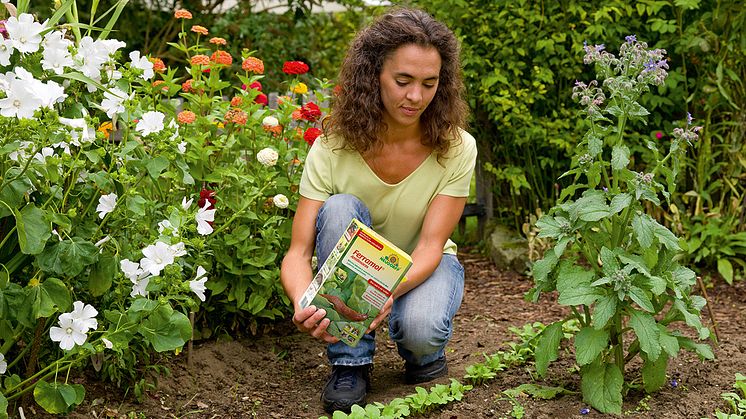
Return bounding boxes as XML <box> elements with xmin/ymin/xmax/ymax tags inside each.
<box><xmin>556</xmin><ymin>263</ymin><xmax>601</xmax><ymax>306</ymax></box>
<box><xmin>574</xmin><ymin>327</ymin><xmax>609</xmax><ymax>365</ymax></box>
<box><xmin>37</xmin><ymin>238</ymin><xmax>99</xmax><ymax>277</ymax></box>
<box><xmin>629</xmin><ymin>310</ymin><xmax>661</xmax><ymax>361</ymax></box>
<box><xmin>15</xmin><ymin>204</ymin><xmax>51</xmax><ymax>255</ymax></box>
<box><xmin>33</xmin><ymin>381</ymin><xmax>85</xmax><ymax>414</ymax></box>
<box><xmin>534</xmin><ymin>321</ymin><xmax>564</xmax><ymax>377</ymax></box>
<box><xmin>581</xmin><ymin>360</ymin><xmax>623</xmax><ymax>414</ymax></box>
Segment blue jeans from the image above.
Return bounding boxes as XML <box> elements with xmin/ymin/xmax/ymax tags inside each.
<box><xmin>315</xmin><ymin>194</ymin><xmax>465</xmax><ymax>367</ymax></box>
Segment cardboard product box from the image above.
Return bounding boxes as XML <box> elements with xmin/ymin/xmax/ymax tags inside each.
<box><xmin>299</xmin><ymin>219</ymin><xmax>412</xmax><ymax>347</ymax></box>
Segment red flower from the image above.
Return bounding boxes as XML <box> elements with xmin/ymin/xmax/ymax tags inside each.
<box><xmin>303</xmin><ymin>127</ymin><xmax>322</xmax><ymax>146</ymax></box>
<box><xmin>282</xmin><ymin>61</ymin><xmax>309</xmax><ymax>75</ymax></box>
<box><xmin>255</xmin><ymin>93</ymin><xmax>268</xmax><ymax>106</ymax></box>
<box><xmin>300</xmin><ymin>102</ymin><xmax>322</xmax><ymax>122</ymax></box>
<box><xmin>250</xmin><ymin>81</ymin><xmax>262</xmax><ymax>91</ymax></box>
<box><xmin>198</xmin><ymin>189</ymin><xmax>216</xmax><ymax>210</ymax></box>
<box><xmin>655</xmin><ymin>131</ymin><xmax>663</xmax><ymax>140</ymax></box>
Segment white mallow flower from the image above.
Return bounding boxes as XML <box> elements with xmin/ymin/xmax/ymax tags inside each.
<box><xmin>158</xmin><ymin>219</ymin><xmax>175</xmax><ymax>235</ymax></box>
<box><xmin>41</xmin><ymin>30</ymin><xmax>73</xmax><ymax>74</ymax></box>
<box><xmin>177</xmin><ymin>141</ymin><xmax>187</xmax><ymax>154</ymax></box>
<box><xmin>96</xmin><ymin>193</ymin><xmax>117</xmax><ymax>219</ymax></box>
<box><xmin>5</xmin><ymin>14</ymin><xmax>45</xmax><ymax>54</ymax></box>
<box><xmin>100</xmin><ymin>87</ymin><xmax>128</xmax><ymax>118</ymax></box>
<box><xmin>0</xmin><ymin>352</ymin><xmax>6</xmax><ymax>374</ymax></box>
<box><xmin>33</xmin><ymin>146</ymin><xmax>55</xmax><ymax>164</ymax></box>
<box><xmin>102</xmin><ymin>338</ymin><xmax>113</xmax><ymax>349</ymax></box>
<box><xmin>136</xmin><ymin>111</ymin><xmax>165</xmax><ymax>136</ymax></box>
<box><xmin>256</xmin><ymin>147</ymin><xmax>279</xmax><ymax>167</ymax></box>
<box><xmin>129</xmin><ymin>50</ymin><xmax>154</xmax><ymax>80</ymax></box>
<box><xmin>0</xmin><ymin>77</ymin><xmax>41</xmax><ymax>119</ymax></box>
<box><xmin>73</xmin><ymin>36</ymin><xmax>108</xmax><ymax>81</ymax></box>
<box><xmin>189</xmin><ymin>265</ymin><xmax>208</xmax><ymax>302</ymax></box>
<box><xmin>49</xmin><ymin>314</ymin><xmax>88</xmax><ymax>350</ymax></box>
<box><xmin>94</xmin><ymin>236</ymin><xmax>111</xmax><ymax>248</ymax></box>
<box><xmin>0</xmin><ymin>38</ymin><xmax>13</xmax><ymax>67</ymax></box>
<box><xmin>67</xmin><ymin>301</ymin><xmax>98</xmax><ymax>332</ymax></box>
<box><xmin>8</xmin><ymin>141</ymin><xmax>33</xmax><ymax>162</ymax></box>
<box><xmin>273</xmin><ymin>194</ymin><xmax>289</xmax><ymax>209</ymax></box>
<box><xmin>261</xmin><ymin>115</ymin><xmax>279</xmax><ymax>127</ymax></box>
<box><xmin>181</xmin><ymin>196</ymin><xmax>193</xmax><ymax>211</ymax></box>
<box><xmin>120</xmin><ymin>259</ymin><xmax>143</xmax><ymax>281</ymax></box>
<box><xmin>195</xmin><ymin>201</ymin><xmax>216</xmax><ymax>235</ymax></box>
<box><xmin>59</xmin><ymin>117</ymin><xmax>95</xmax><ymax>145</ymax></box>
<box><xmin>140</xmin><ymin>241</ymin><xmax>175</xmax><ymax>276</ymax></box>
<box><xmin>169</xmin><ymin>241</ymin><xmax>187</xmax><ymax>257</ymax></box>
<box><xmin>130</xmin><ymin>276</ymin><xmax>150</xmax><ymax>298</ymax></box>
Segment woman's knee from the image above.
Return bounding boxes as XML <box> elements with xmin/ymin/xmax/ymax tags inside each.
<box><xmin>317</xmin><ymin>194</ymin><xmax>370</xmax><ymax>225</ymax></box>
<box><xmin>391</xmin><ymin>312</ymin><xmax>451</xmax><ymax>357</ymax></box>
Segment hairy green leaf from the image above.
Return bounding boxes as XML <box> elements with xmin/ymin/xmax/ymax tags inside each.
<box><xmin>641</xmin><ymin>352</ymin><xmax>668</xmax><ymax>392</ymax></box>
<box><xmin>575</xmin><ymin>327</ymin><xmax>609</xmax><ymax>365</ymax></box>
<box><xmin>629</xmin><ymin>310</ymin><xmax>661</xmax><ymax>361</ymax></box>
<box><xmin>609</xmin><ymin>193</ymin><xmax>632</xmax><ymax>214</ymax></box>
<box><xmin>581</xmin><ymin>360</ymin><xmax>623</xmax><ymax>414</ymax></box>
<box><xmin>611</xmin><ymin>145</ymin><xmax>630</xmax><ymax>171</ymax></box>
<box><xmin>535</xmin><ymin>321</ymin><xmax>564</xmax><ymax>377</ymax></box>
<box><xmin>592</xmin><ymin>294</ymin><xmax>617</xmax><ymax>330</ymax></box>
<box><xmin>632</xmin><ymin>213</ymin><xmax>654</xmax><ymax>249</ymax></box>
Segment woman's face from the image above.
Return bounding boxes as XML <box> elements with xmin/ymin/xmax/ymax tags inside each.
<box><xmin>379</xmin><ymin>44</ymin><xmax>441</xmax><ymax>131</ymax></box>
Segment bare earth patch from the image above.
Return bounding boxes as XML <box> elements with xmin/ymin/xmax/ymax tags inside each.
<box><xmin>37</xmin><ymin>250</ymin><xmax>746</xmax><ymax>418</ymax></box>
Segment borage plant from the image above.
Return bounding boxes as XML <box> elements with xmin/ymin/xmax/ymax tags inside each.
<box><xmin>528</xmin><ymin>36</ymin><xmax>713</xmax><ymax>414</ymax></box>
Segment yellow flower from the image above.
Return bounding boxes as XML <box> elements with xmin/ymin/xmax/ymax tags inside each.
<box><xmin>98</xmin><ymin>121</ymin><xmax>113</xmax><ymax>137</ymax></box>
<box><xmin>292</xmin><ymin>82</ymin><xmax>308</xmax><ymax>95</ymax></box>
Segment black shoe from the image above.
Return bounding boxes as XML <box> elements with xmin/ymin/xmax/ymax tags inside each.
<box><xmin>404</xmin><ymin>356</ymin><xmax>448</xmax><ymax>384</ymax></box>
<box><xmin>321</xmin><ymin>364</ymin><xmax>371</xmax><ymax>413</ymax></box>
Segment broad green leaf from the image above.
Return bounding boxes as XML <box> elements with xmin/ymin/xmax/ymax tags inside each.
<box><xmin>0</xmin><ymin>168</ymin><xmax>33</xmax><ymax>218</ymax></box>
<box><xmin>574</xmin><ymin>327</ymin><xmax>609</xmax><ymax>365</ymax></box>
<box><xmin>717</xmin><ymin>258</ymin><xmax>734</xmax><ymax>285</ymax></box>
<box><xmin>673</xmin><ymin>300</ymin><xmax>710</xmax><ymax>340</ymax></box>
<box><xmin>677</xmin><ymin>337</ymin><xmax>714</xmax><ymax>360</ymax></box>
<box><xmin>599</xmin><ymin>247</ymin><xmax>619</xmax><ymax>273</ymax></box>
<box><xmin>629</xmin><ymin>310</ymin><xmax>660</xmax><ymax>361</ymax></box>
<box><xmin>609</xmin><ymin>193</ymin><xmax>632</xmax><ymax>214</ymax></box>
<box><xmin>16</xmin><ymin>204</ymin><xmax>51</xmax><ymax>255</ymax></box>
<box><xmin>558</xmin><ymin>284</ymin><xmax>602</xmax><ymax>306</ymax></box>
<box><xmin>581</xmin><ymin>360</ymin><xmax>623</xmax><ymax>414</ymax></box>
<box><xmin>573</xmin><ymin>192</ymin><xmax>610</xmax><ymax>222</ymax></box>
<box><xmin>632</xmin><ymin>214</ymin><xmax>654</xmax><ymax>249</ymax></box>
<box><xmin>126</xmin><ymin>195</ymin><xmax>147</xmax><ymax>217</ymax></box>
<box><xmin>532</xmin><ymin>251</ymin><xmax>558</xmax><ymax>286</ymax></box>
<box><xmin>592</xmin><ymin>294</ymin><xmax>617</xmax><ymax>330</ymax></box>
<box><xmin>628</xmin><ymin>286</ymin><xmax>654</xmax><ymax>312</ymax></box>
<box><xmin>33</xmin><ymin>381</ymin><xmax>84</xmax><ymax>414</ymax></box>
<box><xmin>672</xmin><ymin>266</ymin><xmax>696</xmax><ymax>288</ymax></box>
<box><xmin>246</xmin><ymin>292</ymin><xmax>268</xmax><ymax>315</ymax></box>
<box><xmin>37</xmin><ymin>238</ymin><xmax>99</xmax><ymax>276</ymax></box>
<box><xmin>32</xmin><ymin>278</ymin><xmax>72</xmax><ymax>318</ymax></box>
<box><xmin>88</xmin><ymin>254</ymin><xmax>116</xmax><ymax>297</ymax></box>
<box><xmin>145</xmin><ymin>156</ymin><xmax>170</xmax><ymax>179</ymax></box>
<box><xmin>534</xmin><ymin>321</ymin><xmax>564</xmax><ymax>377</ymax></box>
<box><xmin>139</xmin><ymin>306</ymin><xmax>192</xmax><ymax>352</ymax></box>
<box><xmin>641</xmin><ymin>352</ymin><xmax>668</xmax><ymax>392</ymax></box>
<box><xmin>536</xmin><ymin>216</ymin><xmax>563</xmax><ymax>239</ymax></box>
<box><xmin>652</xmin><ymin>220</ymin><xmax>681</xmax><ymax>251</ymax></box>
<box><xmin>658</xmin><ymin>325</ymin><xmax>680</xmax><ymax>358</ymax></box>
<box><xmin>611</xmin><ymin>145</ymin><xmax>630</xmax><ymax>171</ymax></box>
<box><xmin>0</xmin><ymin>392</ymin><xmax>7</xmax><ymax>419</ymax></box>
<box><xmin>556</xmin><ymin>263</ymin><xmax>601</xmax><ymax>306</ymax></box>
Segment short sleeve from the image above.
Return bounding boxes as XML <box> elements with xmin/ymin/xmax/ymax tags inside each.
<box><xmin>439</xmin><ymin>131</ymin><xmax>478</xmax><ymax>197</ymax></box>
<box><xmin>299</xmin><ymin>140</ymin><xmax>333</xmax><ymax>201</ymax></box>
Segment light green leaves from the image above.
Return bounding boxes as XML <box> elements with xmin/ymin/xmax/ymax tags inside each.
<box><xmin>611</xmin><ymin>145</ymin><xmax>630</xmax><ymax>171</ymax></box>
<box><xmin>33</xmin><ymin>381</ymin><xmax>85</xmax><ymax>414</ymax></box>
<box><xmin>15</xmin><ymin>204</ymin><xmax>51</xmax><ymax>255</ymax></box>
<box><xmin>556</xmin><ymin>263</ymin><xmax>602</xmax><ymax>306</ymax></box>
<box><xmin>581</xmin><ymin>360</ymin><xmax>623</xmax><ymax>414</ymax></box>
<box><xmin>534</xmin><ymin>321</ymin><xmax>564</xmax><ymax>377</ymax></box>
<box><xmin>570</xmin><ymin>191</ymin><xmax>610</xmax><ymax>222</ymax></box>
<box><xmin>138</xmin><ymin>305</ymin><xmax>192</xmax><ymax>352</ymax></box>
<box><xmin>641</xmin><ymin>352</ymin><xmax>668</xmax><ymax>392</ymax></box>
<box><xmin>37</xmin><ymin>238</ymin><xmax>99</xmax><ymax>277</ymax></box>
<box><xmin>574</xmin><ymin>327</ymin><xmax>609</xmax><ymax>365</ymax></box>
<box><xmin>629</xmin><ymin>310</ymin><xmax>661</xmax><ymax>361</ymax></box>
<box><xmin>631</xmin><ymin>213</ymin><xmax>681</xmax><ymax>251</ymax></box>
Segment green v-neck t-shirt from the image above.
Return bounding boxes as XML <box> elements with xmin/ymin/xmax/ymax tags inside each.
<box><xmin>299</xmin><ymin>130</ymin><xmax>477</xmax><ymax>255</ymax></box>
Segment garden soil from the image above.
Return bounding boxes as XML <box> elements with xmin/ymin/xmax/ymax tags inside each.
<box><xmin>35</xmin><ymin>250</ymin><xmax>746</xmax><ymax>419</ymax></box>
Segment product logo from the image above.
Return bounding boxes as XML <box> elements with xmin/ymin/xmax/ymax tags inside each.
<box><xmin>380</xmin><ymin>254</ymin><xmax>400</xmax><ymax>271</ymax></box>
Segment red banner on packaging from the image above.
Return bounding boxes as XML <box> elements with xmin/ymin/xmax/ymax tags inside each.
<box><xmin>357</xmin><ymin>229</ymin><xmax>383</xmax><ymax>250</ymax></box>
<box><xmin>367</xmin><ymin>278</ymin><xmax>391</xmax><ymax>296</ymax></box>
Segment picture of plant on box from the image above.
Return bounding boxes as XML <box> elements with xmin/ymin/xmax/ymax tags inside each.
<box><xmin>527</xmin><ymin>36</ymin><xmax>713</xmax><ymax>415</ymax></box>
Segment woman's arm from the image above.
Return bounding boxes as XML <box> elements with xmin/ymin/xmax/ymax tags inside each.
<box><xmin>280</xmin><ymin>197</ymin><xmax>339</xmax><ymax>343</ymax></box>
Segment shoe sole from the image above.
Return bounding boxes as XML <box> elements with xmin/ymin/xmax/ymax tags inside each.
<box><xmin>322</xmin><ymin>396</ymin><xmax>367</xmax><ymax>414</ymax></box>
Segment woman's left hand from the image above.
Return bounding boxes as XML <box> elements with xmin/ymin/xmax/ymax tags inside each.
<box><xmin>366</xmin><ymin>296</ymin><xmax>393</xmax><ymax>333</ymax></box>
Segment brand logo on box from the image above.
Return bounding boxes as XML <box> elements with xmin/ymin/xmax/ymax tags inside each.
<box><xmin>380</xmin><ymin>254</ymin><xmax>401</xmax><ymax>271</ymax></box>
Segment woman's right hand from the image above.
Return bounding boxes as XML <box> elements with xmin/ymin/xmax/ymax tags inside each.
<box><xmin>292</xmin><ymin>305</ymin><xmax>340</xmax><ymax>344</ymax></box>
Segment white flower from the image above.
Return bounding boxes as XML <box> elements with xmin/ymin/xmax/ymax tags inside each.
<box><xmin>94</xmin><ymin>236</ymin><xmax>110</xmax><ymax>248</ymax></box>
<box><xmin>0</xmin><ymin>38</ymin><xmax>13</xmax><ymax>66</ymax></box>
<box><xmin>158</xmin><ymin>219</ymin><xmax>175</xmax><ymax>235</ymax></box>
<box><xmin>100</xmin><ymin>87</ymin><xmax>128</xmax><ymax>118</ymax></box>
<box><xmin>177</xmin><ymin>141</ymin><xmax>187</xmax><ymax>154</ymax></box>
<box><xmin>136</xmin><ymin>111</ymin><xmax>165</xmax><ymax>136</ymax></box>
<box><xmin>256</xmin><ymin>147</ymin><xmax>279</xmax><ymax>167</ymax></box>
<box><xmin>189</xmin><ymin>265</ymin><xmax>208</xmax><ymax>302</ymax></box>
<box><xmin>181</xmin><ymin>196</ymin><xmax>193</xmax><ymax>211</ymax></box>
<box><xmin>273</xmin><ymin>194</ymin><xmax>289</xmax><ymax>209</ymax></box>
<box><xmin>102</xmin><ymin>338</ymin><xmax>113</xmax><ymax>349</ymax></box>
<box><xmin>59</xmin><ymin>117</ymin><xmax>95</xmax><ymax>145</ymax></box>
<box><xmin>120</xmin><ymin>259</ymin><xmax>143</xmax><ymax>281</ymax></box>
<box><xmin>169</xmin><ymin>241</ymin><xmax>187</xmax><ymax>257</ymax></box>
<box><xmin>96</xmin><ymin>193</ymin><xmax>117</xmax><ymax>219</ymax></box>
<box><xmin>262</xmin><ymin>115</ymin><xmax>279</xmax><ymax>127</ymax></box>
<box><xmin>0</xmin><ymin>76</ymin><xmax>41</xmax><ymax>119</ymax></box>
<box><xmin>140</xmin><ymin>241</ymin><xmax>175</xmax><ymax>276</ymax></box>
<box><xmin>33</xmin><ymin>146</ymin><xmax>55</xmax><ymax>164</ymax></box>
<box><xmin>5</xmin><ymin>14</ymin><xmax>45</xmax><ymax>54</ymax></box>
<box><xmin>0</xmin><ymin>352</ymin><xmax>7</xmax><ymax>374</ymax></box>
<box><xmin>129</xmin><ymin>50</ymin><xmax>154</xmax><ymax>80</ymax></box>
<box><xmin>195</xmin><ymin>201</ymin><xmax>216</xmax><ymax>235</ymax></box>
<box><xmin>130</xmin><ymin>276</ymin><xmax>150</xmax><ymax>298</ymax></box>
<box><xmin>98</xmin><ymin>39</ymin><xmax>126</xmax><ymax>56</ymax></box>
<box><xmin>49</xmin><ymin>315</ymin><xmax>88</xmax><ymax>350</ymax></box>
<box><xmin>67</xmin><ymin>301</ymin><xmax>98</xmax><ymax>332</ymax></box>
<box><xmin>41</xmin><ymin>30</ymin><xmax>73</xmax><ymax>74</ymax></box>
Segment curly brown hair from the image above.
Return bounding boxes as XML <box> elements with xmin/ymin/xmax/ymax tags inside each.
<box><xmin>326</xmin><ymin>7</ymin><xmax>468</xmax><ymax>158</ymax></box>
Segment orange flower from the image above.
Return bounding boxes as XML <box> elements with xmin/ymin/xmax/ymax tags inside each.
<box><xmin>224</xmin><ymin>109</ymin><xmax>248</xmax><ymax>125</ymax></box>
<box><xmin>150</xmin><ymin>57</ymin><xmax>166</xmax><ymax>72</ymax></box>
<box><xmin>151</xmin><ymin>80</ymin><xmax>169</xmax><ymax>91</ymax></box>
<box><xmin>182</xmin><ymin>79</ymin><xmax>193</xmax><ymax>92</ymax></box>
<box><xmin>98</xmin><ymin>121</ymin><xmax>113</xmax><ymax>137</ymax></box>
<box><xmin>291</xmin><ymin>109</ymin><xmax>303</xmax><ymax>120</ymax></box>
<box><xmin>241</xmin><ymin>57</ymin><xmax>264</xmax><ymax>74</ymax></box>
<box><xmin>177</xmin><ymin>110</ymin><xmax>197</xmax><ymax>124</ymax></box>
<box><xmin>174</xmin><ymin>9</ymin><xmax>192</xmax><ymax>19</ymax></box>
<box><xmin>209</xmin><ymin>37</ymin><xmax>227</xmax><ymax>46</ymax></box>
<box><xmin>263</xmin><ymin>124</ymin><xmax>283</xmax><ymax>135</ymax></box>
<box><xmin>191</xmin><ymin>25</ymin><xmax>208</xmax><ymax>36</ymax></box>
<box><xmin>190</xmin><ymin>55</ymin><xmax>210</xmax><ymax>66</ymax></box>
<box><xmin>230</xmin><ymin>96</ymin><xmax>243</xmax><ymax>107</ymax></box>
<box><xmin>211</xmin><ymin>50</ymin><xmax>232</xmax><ymax>66</ymax></box>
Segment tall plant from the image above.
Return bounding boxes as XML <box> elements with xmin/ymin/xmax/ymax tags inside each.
<box><xmin>528</xmin><ymin>37</ymin><xmax>713</xmax><ymax>414</ymax></box>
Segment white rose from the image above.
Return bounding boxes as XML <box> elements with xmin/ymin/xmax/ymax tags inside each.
<box><xmin>256</xmin><ymin>147</ymin><xmax>278</xmax><ymax>167</ymax></box>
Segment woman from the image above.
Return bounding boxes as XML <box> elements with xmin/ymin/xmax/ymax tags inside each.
<box><xmin>280</xmin><ymin>7</ymin><xmax>477</xmax><ymax>414</ymax></box>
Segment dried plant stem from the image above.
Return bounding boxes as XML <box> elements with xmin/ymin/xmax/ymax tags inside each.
<box><xmin>696</xmin><ymin>276</ymin><xmax>720</xmax><ymax>343</ymax></box>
